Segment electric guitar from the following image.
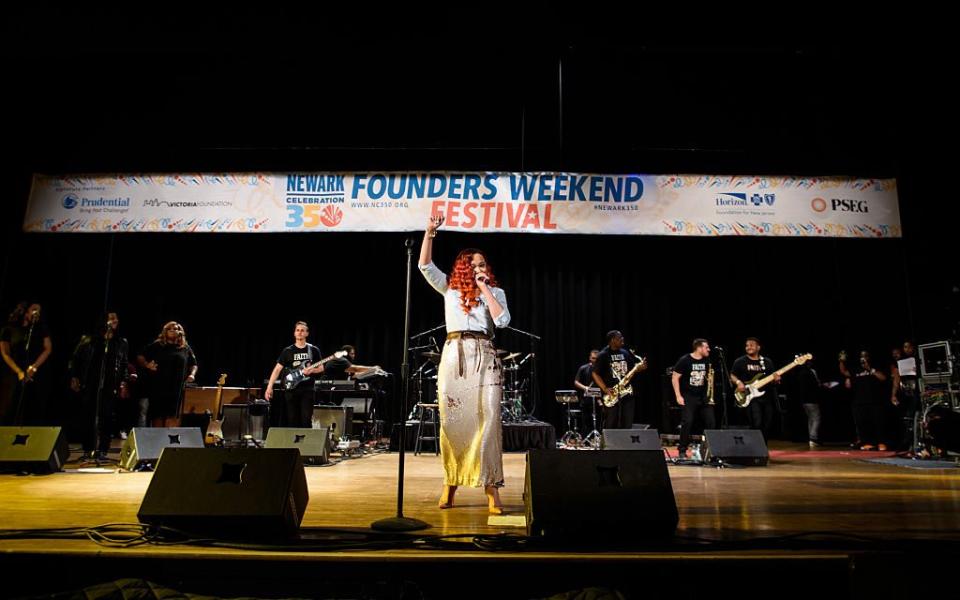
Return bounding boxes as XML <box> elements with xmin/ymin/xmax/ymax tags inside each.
<box><xmin>283</xmin><ymin>350</ymin><xmax>348</xmax><ymax>390</ymax></box>
<box><xmin>734</xmin><ymin>353</ymin><xmax>813</xmax><ymax>408</ymax></box>
<box><xmin>602</xmin><ymin>356</ymin><xmax>647</xmax><ymax>407</ymax></box>
<box><xmin>204</xmin><ymin>373</ymin><xmax>227</xmax><ymax>445</ymax></box>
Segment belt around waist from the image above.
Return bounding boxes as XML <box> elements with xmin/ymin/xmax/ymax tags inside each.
<box><xmin>446</xmin><ymin>331</ymin><xmax>491</xmax><ymax>341</ymax></box>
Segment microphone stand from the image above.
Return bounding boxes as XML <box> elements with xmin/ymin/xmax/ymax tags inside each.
<box><xmin>715</xmin><ymin>347</ymin><xmax>732</xmax><ymax>429</ymax></box>
<box><xmin>410</xmin><ymin>323</ymin><xmax>445</xmax><ymax>340</ymax></box>
<box><xmin>372</xmin><ymin>238</ymin><xmax>428</xmax><ymax>532</ymax></box>
<box><xmin>90</xmin><ymin>332</ymin><xmax>111</xmax><ymax>465</ymax></box>
<box><xmin>504</xmin><ymin>325</ymin><xmax>540</xmax><ymax>421</ymax></box>
<box><xmin>13</xmin><ymin>316</ymin><xmax>37</xmax><ymax>427</ymax></box>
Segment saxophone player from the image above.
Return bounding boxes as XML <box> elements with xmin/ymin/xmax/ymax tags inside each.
<box><xmin>671</xmin><ymin>338</ymin><xmax>716</xmax><ymax>458</ymax></box>
<box><xmin>591</xmin><ymin>330</ymin><xmax>646</xmax><ymax>430</ymax></box>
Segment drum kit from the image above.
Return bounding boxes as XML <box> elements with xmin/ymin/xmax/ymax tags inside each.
<box><xmin>410</xmin><ymin>348</ymin><xmax>534</xmax><ymax>423</ymax></box>
<box><xmin>555</xmin><ymin>387</ymin><xmax>602</xmax><ymax>449</ymax></box>
<box><xmin>915</xmin><ymin>388</ymin><xmax>960</xmax><ymax>456</ymax></box>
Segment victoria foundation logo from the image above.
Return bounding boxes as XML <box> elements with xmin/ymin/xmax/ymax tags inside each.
<box><xmin>62</xmin><ymin>194</ymin><xmax>79</xmax><ymax>209</ymax></box>
<box><xmin>811</xmin><ymin>197</ymin><xmax>827</xmax><ymax>212</ymax></box>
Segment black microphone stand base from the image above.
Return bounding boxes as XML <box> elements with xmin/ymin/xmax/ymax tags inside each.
<box><xmin>370</xmin><ymin>516</ymin><xmax>430</xmax><ymax>532</ymax></box>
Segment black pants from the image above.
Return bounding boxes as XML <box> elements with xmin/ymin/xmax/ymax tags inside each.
<box><xmin>679</xmin><ymin>396</ymin><xmax>715</xmax><ymax>451</ymax></box>
<box><xmin>602</xmin><ymin>395</ymin><xmax>635</xmax><ymax>430</ymax></box>
<box><xmin>853</xmin><ymin>403</ymin><xmax>885</xmax><ymax>446</ymax></box>
<box><xmin>894</xmin><ymin>390</ymin><xmax>919</xmax><ymax>449</ymax></box>
<box><xmin>286</xmin><ymin>386</ymin><xmax>315</xmax><ymax>429</ymax></box>
<box><xmin>2</xmin><ymin>378</ymin><xmax>50</xmax><ymax>426</ymax></box>
<box><xmin>747</xmin><ymin>396</ymin><xmax>776</xmax><ymax>440</ymax></box>
<box><xmin>82</xmin><ymin>388</ymin><xmax>117</xmax><ymax>454</ymax></box>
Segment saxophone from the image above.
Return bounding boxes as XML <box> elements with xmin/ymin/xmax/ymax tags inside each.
<box><xmin>706</xmin><ymin>364</ymin><xmax>715</xmax><ymax>405</ymax></box>
<box><xmin>602</xmin><ymin>357</ymin><xmax>647</xmax><ymax>407</ymax></box>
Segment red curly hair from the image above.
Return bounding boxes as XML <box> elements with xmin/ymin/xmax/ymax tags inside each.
<box><xmin>447</xmin><ymin>248</ymin><xmax>497</xmax><ymax>314</ymax></box>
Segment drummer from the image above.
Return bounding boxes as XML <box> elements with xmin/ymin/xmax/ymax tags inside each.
<box><xmin>573</xmin><ymin>350</ymin><xmax>600</xmax><ymax>396</ymax></box>
<box><xmin>572</xmin><ymin>350</ymin><xmax>600</xmax><ymax>429</ymax></box>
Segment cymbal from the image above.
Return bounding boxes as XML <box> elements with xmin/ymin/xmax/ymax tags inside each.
<box><xmin>421</xmin><ymin>351</ymin><xmax>442</xmax><ymax>363</ymax></box>
<box><xmin>502</xmin><ymin>352</ymin><xmax>522</xmax><ymax>361</ymax></box>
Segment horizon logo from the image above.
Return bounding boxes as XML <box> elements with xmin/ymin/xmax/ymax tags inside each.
<box><xmin>715</xmin><ymin>193</ymin><xmax>748</xmax><ymax>206</ymax></box>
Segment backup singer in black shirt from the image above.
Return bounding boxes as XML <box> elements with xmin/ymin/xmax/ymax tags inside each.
<box><xmin>0</xmin><ymin>302</ymin><xmax>53</xmax><ymax>425</ymax></box>
<box><xmin>70</xmin><ymin>312</ymin><xmax>130</xmax><ymax>457</ymax></box>
<box><xmin>137</xmin><ymin>321</ymin><xmax>198</xmax><ymax>428</ymax></box>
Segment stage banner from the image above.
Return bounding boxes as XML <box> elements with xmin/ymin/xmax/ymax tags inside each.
<box><xmin>24</xmin><ymin>172</ymin><xmax>900</xmax><ymax>238</ymax></box>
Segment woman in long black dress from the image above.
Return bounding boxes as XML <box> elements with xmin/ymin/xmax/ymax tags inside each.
<box><xmin>136</xmin><ymin>321</ymin><xmax>197</xmax><ymax>428</ymax></box>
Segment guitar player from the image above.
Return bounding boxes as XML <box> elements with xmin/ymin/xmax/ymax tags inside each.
<box><xmin>730</xmin><ymin>337</ymin><xmax>780</xmax><ymax>441</ymax></box>
<box><xmin>265</xmin><ymin>321</ymin><xmax>323</xmax><ymax>428</ymax></box>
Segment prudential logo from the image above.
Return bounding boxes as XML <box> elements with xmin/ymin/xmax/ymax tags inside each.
<box><xmin>62</xmin><ymin>194</ymin><xmax>79</xmax><ymax>209</ymax></box>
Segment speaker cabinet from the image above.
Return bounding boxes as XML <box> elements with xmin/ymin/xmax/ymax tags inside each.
<box><xmin>311</xmin><ymin>406</ymin><xmax>352</xmax><ymax>441</ymax></box>
<box><xmin>601</xmin><ymin>428</ymin><xmax>662</xmax><ymax>450</ymax></box>
<box><xmin>524</xmin><ymin>449</ymin><xmax>678</xmax><ymax>539</ymax></box>
<box><xmin>0</xmin><ymin>426</ymin><xmax>69</xmax><ymax>473</ymax></box>
<box><xmin>264</xmin><ymin>427</ymin><xmax>330</xmax><ymax>465</ymax></box>
<box><xmin>138</xmin><ymin>447</ymin><xmax>308</xmax><ymax>538</ymax></box>
<box><xmin>120</xmin><ymin>427</ymin><xmax>204</xmax><ymax>471</ymax></box>
<box><xmin>702</xmin><ymin>429</ymin><xmax>769</xmax><ymax>466</ymax></box>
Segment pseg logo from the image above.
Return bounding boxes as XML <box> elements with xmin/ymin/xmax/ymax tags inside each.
<box><xmin>62</xmin><ymin>194</ymin><xmax>79</xmax><ymax>209</ymax></box>
<box><xmin>811</xmin><ymin>197</ymin><xmax>868</xmax><ymax>213</ymax></box>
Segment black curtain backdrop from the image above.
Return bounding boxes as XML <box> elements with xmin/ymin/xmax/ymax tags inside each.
<box><xmin>0</xmin><ymin>225</ymin><xmax>938</xmax><ymax>440</ymax></box>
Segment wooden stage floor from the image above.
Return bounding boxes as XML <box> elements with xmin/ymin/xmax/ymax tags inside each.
<box><xmin>2</xmin><ymin>442</ymin><xmax>959</xmax><ymax>598</ymax></box>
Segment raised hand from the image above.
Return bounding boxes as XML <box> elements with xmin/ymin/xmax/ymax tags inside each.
<box><xmin>427</xmin><ymin>213</ymin><xmax>445</xmax><ymax>234</ymax></box>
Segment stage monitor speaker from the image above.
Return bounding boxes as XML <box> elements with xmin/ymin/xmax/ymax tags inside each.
<box><xmin>601</xmin><ymin>428</ymin><xmax>662</xmax><ymax>450</ymax></box>
<box><xmin>138</xmin><ymin>447</ymin><xmax>308</xmax><ymax>538</ymax></box>
<box><xmin>524</xmin><ymin>449</ymin><xmax>678</xmax><ymax>540</ymax></box>
<box><xmin>120</xmin><ymin>427</ymin><xmax>204</xmax><ymax>471</ymax></box>
<box><xmin>0</xmin><ymin>426</ymin><xmax>69</xmax><ymax>473</ymax></box>
<box><xmin>264</xmin><ymin>427</ymin><xmax>330</xmax><ymax>465</ymax></box>
<box><xmin>703</xmin><ymin>429</ymin><xmax>769</xmax><ymax>466</ymax></box>
<box><xmin>312</xmin><ymin>406</ymin><xmax>353</xmax><ymax>441</ymax></box>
